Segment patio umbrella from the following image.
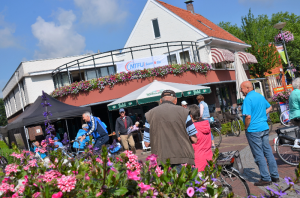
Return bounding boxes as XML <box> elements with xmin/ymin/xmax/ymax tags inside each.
<box><xmin>107</xmin><ymin>80</ymin><xmax>211</xmax><ymax>111</ymax></box>
<box><xmin>235</xmin><ymin>53</ymin><xmax>248</xmax><ymax>104</ymax></box>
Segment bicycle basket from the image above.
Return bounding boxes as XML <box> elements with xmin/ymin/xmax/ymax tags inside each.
<box><xmin>210</xmin><ymin>119</ymin><xmax>221</xmax><ymax>129</ymax></box>
<box><xmin>276</xmin><ymin>126</ymin><xmax>300</xmax><ymax>144</ymax></box>
<box><xmin>217</xmin><ymin>150</ymin><xmax>243</xmax><ymax>174</ymax></box>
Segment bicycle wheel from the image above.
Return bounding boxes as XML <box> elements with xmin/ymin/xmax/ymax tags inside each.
<box><xmin>276</xmin><ymin>138</ymin><xmax>300</xmax><ymax>166</ymax></box>
<box><xmin>267</xmin><ymin>118</ymin><xmax>273</xmax><ymax>132</ymax></box>
<box><xmin>215</xmin><ymin>169</ymin><xmax>250</xmax><ymax>197</ymax></box>
<box><xmin>231</xmin><ymin>119</ymin><xmax>241</xmax><ymax>137</ymax></box>
<box><xmin>280</xmin><ymin>110</ymin><xmax>293</xmax><ymax>127</ymax></box>
<box><xmin>212</xmin><ymin>127</ymin><xmax>222</xmax><ymax>147</ymax></box>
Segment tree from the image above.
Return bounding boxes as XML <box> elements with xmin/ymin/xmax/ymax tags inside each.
<box><xmin>219</xmin><ymin>10</ymin><xmax>300</xmax><ymax>75</ymax></box>
<box><xmin>0</xmin><ymin>99</ymin><xmax>7</xmax><ymax>126</ymax></box>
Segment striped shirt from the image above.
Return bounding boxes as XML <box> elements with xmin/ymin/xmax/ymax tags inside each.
<box><xmin>143</xmin><ymin>115</ymin><xmax>197</xmax><ymax>143</ymax></box>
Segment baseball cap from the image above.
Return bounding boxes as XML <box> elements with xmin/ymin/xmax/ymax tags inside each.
<box><xmin>119</xmin><ymin>108</ymin><xmax>125</xmax><ymax>113</ymax></box>
<box><xmin>181</xmin><ymin>101</ymin><xmax>188</xmax><ymax>105</ymax></box>
<box><xmin>161</xmin><ymin>90</ymin><xmax>176</xmax><ymax>98</ymax></box>
<box><xmin>54</xmin><ymin>137</ymin><xmax>58</xmax><ymax>141</ymax></box>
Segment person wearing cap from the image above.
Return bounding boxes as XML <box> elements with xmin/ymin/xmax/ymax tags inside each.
<box><xmin>81</xmin><ymin>112</ymin><xmax>109</xmax><ymax>150</ymax></box>
<box><xmin>73</xmin><ymin>124</ymin><xmax>90</xmax><ymax>151</ymax></box>
<box><xmin>115</xmin><ymin>108</ymin><xmax>136</xmax><ymax>154</ymax></box>
<box><xmin>143</xmin><ymin>90</ymin><xmax>198</xmax><ymax>167</ymax></box>
<box><xmin>181</xmin><ymin>101</ymin><xmax>188</xmax><ymax>108</ymax></box>
<box><xmin>54</xmin><ymin>137</ymin><xmax>63</xmax><ymax>151</ymax></box>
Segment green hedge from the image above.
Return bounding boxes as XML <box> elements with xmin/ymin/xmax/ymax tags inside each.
<box><xmin>0</xmin><ymin>148</ymin><xmax>14</xmax><ymax>164</ymax></box>
<box><xmin>0</xmin><ymin>140</ymin><xmax>8</xmax><ymax>149</ymax></box>
<box><xmin>269</xmin><ymin>112</ymin><xmax>280</xmax><ymax>123</ymax></box>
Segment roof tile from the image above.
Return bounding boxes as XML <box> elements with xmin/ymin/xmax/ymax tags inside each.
<box><xmin>156</xmin><ymin>0</ymin><xmax>245</xmax><ymax>44</ymax></box>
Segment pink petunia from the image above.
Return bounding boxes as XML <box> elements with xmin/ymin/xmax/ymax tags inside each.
<box><xmin>52</xmin><ymin>192</ymin><xmax>63</xmax><ymax>198</ymax></box>
<box><xmin>126</xmin><ymin>170</ymin><xmax>140</xmax><ymax>181</ymax></box>
<box><xmin>138</xmin><ymin>182</ymin><xmax>152</xmax><ymax>194</ymax></box>
<box><xmin>187</xmin><ymin>187</ymin><xmax>195</xmax><ymax>197</ymax></box>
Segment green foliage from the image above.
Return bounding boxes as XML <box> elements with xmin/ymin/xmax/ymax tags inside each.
<box><xmin>0</xmin><ymin>148</ymin><xmax>14</xmax><ymax>164</ymax></box>
<box><xmin>219</xmin><ymin>9</ymin><xmax>300</xmax><ymax>75</ymax></box>
<box><xmin>219</xmin><ymin>120</ymin><xmax>245</xmax><ymax>135</ymax></box>
<box><xmin>0</xmin><ymin>140</ymin><xmax>8</xmax><ymax>149</ymax></box>
<box><xmin>0</xmin><ymin>98</ymin><xmax>7</xmax><ymax>126</ymax></box>
<box><xmin>270</xmin><ymin>112</ymin><xmax>280</xmax><ymax>123</ymax></box>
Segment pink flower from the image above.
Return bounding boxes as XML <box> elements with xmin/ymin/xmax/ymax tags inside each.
<box><xmin>57</xmin><ymin>175</ymin><xmax>76</xmax><ymax>192</ymax></box>
<box><xmin>85</xmin><ymin>173</ymin><xmax>90</xmax><ymax>181</ymax></box>
<box><xmin>12</xmin><ymin>192</ymin><xmax>19</xmax><ymax>198</ymax></box>
<box><xmin>17</xmin><ymin>185</ymin><xmax>25</xmax><ymax>194</ymax></box>
<box><xmin>187</xmin><ymin>187</ymin><xmax>195</xmax><ymax>197</ymax></box>
<box><xmin>52</xmin><ymin>192</ymin><xmax>63</xmax><ymax>198</ymax></box>
<box><xmin>146</xmin><ymin>154</ymin><xmax>158</xmax><ymax>168</ymax></box>
<box><xmin>155</xmin><ymin>166</ymin><xmax>164</xmax><ymax>177</ymax></box>
<box><xmin>5</xmin><ymin>164</ymin><xmax>19</xmax><ymax>176</ymax></box>
<box><xmin>43</xmin><ymin>170</ymin><xmax>62</xmax><ymax>182</ymax></box>
<box><xmin>32</xmin><ymin>192</ymin><xmax>41</xmax><ymax>198</ymax></box>
<box><xmin>96</xmin><ymin>190</ymin><xmax>103</xmax><ymax>197</ymax></box>
<box><xmin>126</xmin><ymin>170</ymin><xmax>140</xmax><ymax>181</ymax></box>
<box><xmin>0</xmin><ymin>183</ymin><xmax>15</xmax><ymax>194</ymax></box>
<box><xmin>138</xmin><ymin>182</ymin><xmax>152</xmax><ymax>194</ymax></box>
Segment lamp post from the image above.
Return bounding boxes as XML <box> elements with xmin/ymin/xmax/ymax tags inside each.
<box><xmin>274</xmin><ymin>22</ymin><xmax>294</xmax><ymax>80</ymax></box>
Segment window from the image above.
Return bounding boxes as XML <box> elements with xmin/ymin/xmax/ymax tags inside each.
<box><xmin>85</xmin><ymin>69</ymin><xmax>100</xmax><ymax>80</ymax></box>
<box><xmin>167</xmin><ymin>54</ymin><xmax>177</xmax><ymax>65</ymax></box>
<box><xmin>100</xmin><ymin>67</ymin><xmax>109</xmax><ymax>77</ymax></box>
<box><xmin>213</xmin><ymin>62</ymin><xmax>223</xmax><ymax>69</ymax></box>
<box><xmin>152</xmin><ymin>19</ymin><xmax>161</xmax><ymax>38</ymax></box>
<box><xmin>108</xmin><ymin>66</ymin><xmax>116</xmax><ymax>75</ymax></box>
<box><xmin>179</xmin><ymin>51</ymin><xmax>191</xmax><ymax>64</ymax></box>
<box><xmin>225</xmin><ymin>62</ymin><xmax>234</xmax><ymax>69</ymax></box>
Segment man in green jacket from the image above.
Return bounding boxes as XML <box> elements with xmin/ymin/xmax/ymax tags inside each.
<box><xmin>289</xmin><ymin>78</ymin><xmax>300</xmax><ymax>127</ymax></box>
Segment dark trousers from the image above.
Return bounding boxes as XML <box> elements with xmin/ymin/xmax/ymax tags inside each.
<box><xmin>94</xmin><ymin>135</ymin><xmax>109</xmax><ymax>150</ymax></box>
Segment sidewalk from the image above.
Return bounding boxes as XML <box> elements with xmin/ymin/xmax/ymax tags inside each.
<box><xmin>135</xmin><ymin>123</ymin><xmax>300</xmax><ymax>197</ymax></box>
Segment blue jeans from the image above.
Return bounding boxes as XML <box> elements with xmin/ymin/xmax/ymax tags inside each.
<box><xmin>94</xmin><ymin>135</ymin><xmax>109</xmax><ymax>150</ymax></box>
<box><xmin>246</xmin><ymin>129</ymin><xmax>279</xmax><ymax>181</ymax></box>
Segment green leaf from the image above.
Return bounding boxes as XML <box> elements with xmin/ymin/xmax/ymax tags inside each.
<box><xmin>113</xmin><ymin>187</ymin><xmax>128</xmax><ymax>196</ymax></box>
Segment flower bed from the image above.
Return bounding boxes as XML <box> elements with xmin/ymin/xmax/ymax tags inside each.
<box><xmin>51</xmin><ymin>62</ymin><xmax>212</xmax><ymax>98</ymax></box>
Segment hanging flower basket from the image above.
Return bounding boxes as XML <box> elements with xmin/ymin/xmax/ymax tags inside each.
<box><xmin>272</xmin><ymin>89</ymin><xmax>292</xmax><ymax>103</ymax></box>
<box><xmin>274</xmin><ymin>31</ymin><xmax>294</xmax><ymax>43</ymax></box>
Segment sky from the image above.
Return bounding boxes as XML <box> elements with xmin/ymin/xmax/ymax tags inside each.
<box><xmin>0</xmin><ymin>0</ymin><xmax>299</xmax><ymax>97</ymax></box>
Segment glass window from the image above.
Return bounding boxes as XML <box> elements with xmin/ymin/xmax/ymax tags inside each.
<box><xmin>100</xmin><ymin>67</ymin><xmax>109</xmax><ymax>77</ymax></box>
<box><xmin>167</xmin><ymin>54</ymin><xmax>177</xmax><ymax>65</ymax></box>
<box><xmin>61</xmin><ymin>73</ymin><xmax>70</xmax><ymax>86</ymax></box>
<box><xmin>85</xmin><ymin>69</ymin><xmax>100</xmax><ymax>80</ymax></box>
<box><xmin>108</xmin><ymin>66</ymin><xmax>116</xmax><ymax>75</ymax></box>
<box><xmin>152</xmin><ymin>19</ymin><xmax>161</xmax><ymax>38</ymax></box>
<box><xmin>213</xmin><ymin>62</ymin><xmax>223</xmax><ymax>69</ymax></box>
<box><xmin>179</xmin><ymin>51</ymin><xmax>190</xmax><ymax>64</ymax></box>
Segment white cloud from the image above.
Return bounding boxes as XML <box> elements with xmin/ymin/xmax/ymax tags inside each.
<box><xmin>74</xmin><ymin>0</ymin><xmax>128</xmax><ymax>25</ymax></box>
<box><xmin>0</xmin><ymin>14</ymin><xmax>17</xmax><ymax>48</ymax></box>
<box><xmin>31</xmin><ymin>8</ymin><xmax>86</xmax><ymax>59</ymax></box>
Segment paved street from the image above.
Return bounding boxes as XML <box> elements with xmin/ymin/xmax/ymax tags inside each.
<box><xmin>136</xmin><ymin>123</ymin><xmax>300</xmax><ymax>197</ymax></box>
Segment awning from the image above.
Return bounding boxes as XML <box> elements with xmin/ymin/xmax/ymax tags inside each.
<box><xmin>211</xmin><ymin>48</ymin><xmax>234</xmax><ymax>64</ymax></box>
<box><xmin>238</xmin><ymin>52</ymin><xmax>258</xmax><ymax>64</ymax></box>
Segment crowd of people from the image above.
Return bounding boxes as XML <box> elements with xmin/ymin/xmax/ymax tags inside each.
<box><xmin>30</xmin><ymin>77</ymin><xmax>300</xmax><ymax>187</ymax></box>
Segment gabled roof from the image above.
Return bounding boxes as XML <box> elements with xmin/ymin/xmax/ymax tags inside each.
<box><xmin>156</xmin><ymin>0</ymin><xmax>245</xmax><ymax>44</ymax></box>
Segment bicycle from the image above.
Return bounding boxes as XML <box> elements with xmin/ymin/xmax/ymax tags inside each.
<box><xmin>215</xmin><ymin>151</ymin><xmax>250</xmax><ymax>197</ymax></box>
<box><xmin>274</xmin><ymin>126</ymin><xmax>300</xmax><ymax>166</ymax></box>
<box><xmin>280</xmin><ymin>109</ymin><xmax>293</xmax><ymax>127</ymax></box>
<box><xmin>210</xmin><ymin>120</ymin><xmax>222</xmax><ymax>147</ymax></box>
<box><xmin>224</xmin><ymin>109</ymin><xmax>241</xmax><ymax>137</ymax></box>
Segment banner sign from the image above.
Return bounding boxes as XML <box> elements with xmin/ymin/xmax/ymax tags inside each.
<box><xmin>116</xmin><ymin>55</ymin><xmax>168</xmax><ymax>73</ymax></box>
<box><xmin>273</xmin><ymin>87</ymin><xmax>284</xmax><ymax>94</ymax></box>
<box><xmin>275</xmin><ymin>45</ymin><xmax>287</xmax><ymax>64</ymax></box>
<box><xmin>287</xmin><ymin>85</ymin><xmax>294</xmax><ymax>91</ymax></box>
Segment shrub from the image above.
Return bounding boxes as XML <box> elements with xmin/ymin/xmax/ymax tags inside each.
<box><xmin>0</xmin><ymin>140</ymin><xmax>8</xmax><ymax>149</ymax></box>
<box><xmin>0</xmin><ymin>148</ymin><xmax>14</xmax><ymax>164</ymax></box>
<box><xmin>270</xmin><ymin>112</ymin><xmax>280</xmax><ymax>123</ymax></box>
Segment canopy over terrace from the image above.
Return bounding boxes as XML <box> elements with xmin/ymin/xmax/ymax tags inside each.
<box><xmin>107</xmin><ymin>80</ymin><xmax>211</xmax><ymax>111</ymax></box>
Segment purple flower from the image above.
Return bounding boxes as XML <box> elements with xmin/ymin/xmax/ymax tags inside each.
<box><xmin>195</xmin><ymin>187</ymin><xmax>205</xmax><ymax>193</ymax></box>
<box><xmin>107</xmin><ymin>162</ymin><xmax>113</xmax><ymax>167</ymax></box>
<box><xmin>284</xmin><ymin>177</ymin><xmax>294</xmax><ymax>186</ymax></box>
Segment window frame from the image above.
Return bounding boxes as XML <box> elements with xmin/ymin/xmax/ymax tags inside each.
<box><xmin>165</xmin><ymin>47</ymin><xmax>193</xmax><ymax>65</ymax></box>
<box><xmin>151</xmin><ymin>18</ymin><xmax>161</xmax><ymax>39</ymax></box>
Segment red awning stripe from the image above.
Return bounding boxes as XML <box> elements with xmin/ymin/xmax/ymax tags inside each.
<box><xmin>238</xmin><ymin>52</ymin><xmax>258</xmax><ymax>64</ymax></box>
<box><xmin>211</xmin><ymin>48</ymin><xmax>234</xmax><ymax>64</ymax></box>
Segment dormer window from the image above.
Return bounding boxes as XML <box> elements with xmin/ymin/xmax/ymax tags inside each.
<box><xmin>152</xmin><ymin>19</ymin><xmax>161</xmax><ymax>38</ymax></box>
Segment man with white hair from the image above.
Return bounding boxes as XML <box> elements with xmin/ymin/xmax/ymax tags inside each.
<box><xmin>289</xmin><ymin>77</ymin><xmax>300</xmax><ymax>127</ymax></box>
<box><xmin>81</xmin><ymin>112</ymin><xmax>109</xmax><ymax>150</ymax></box>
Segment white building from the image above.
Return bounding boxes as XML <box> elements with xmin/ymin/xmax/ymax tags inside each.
<box><xmin>3</xmin><ymin>0</ymin><xmax>259</xmax><ymax>123</ymax></box>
